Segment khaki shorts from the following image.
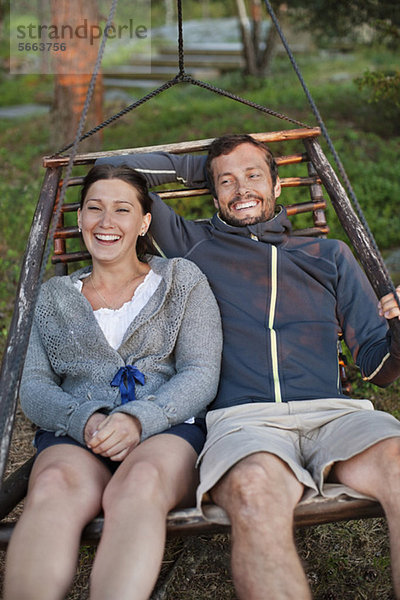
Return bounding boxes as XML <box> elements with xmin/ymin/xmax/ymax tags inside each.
<box><xmin>196</xmin><ymin>398</ymin><xmax>400</xmax><ymax>519</ymax></box>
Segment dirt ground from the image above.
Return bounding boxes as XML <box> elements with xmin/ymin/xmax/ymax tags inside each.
<box><xmin>0</xmin><ymin>401</ymin><xmax>396</xmax><ymax>599</ymax></box>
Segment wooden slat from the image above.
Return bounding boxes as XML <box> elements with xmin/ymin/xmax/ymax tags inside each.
<box><xmin>0</xmin><ymin>168</ymin><xmax>62</xmax><ymax>482</ymax></box>
<box><xmin>42</xmin><ymin>128</ymin><xmax>321</xmax><ymax>167</ymax></box>
<box><xmin>293</xmin><ymin>226</ymin><xmax>329</xmax><ymax>236</ymax></box>
<box><xmin>51</xmin><ymin>250</ymin><xmax>90</xmax><ymax>264</ymax></box>
<box><xmin>0</xmin><ymin>497</ymin><xmax>384</xmax><ymax>549</ymax></box>
<box><xmin>286</xmin><ymin>201</ymin><xmax>326</xmax><ymax>216</ymax></box>
<box><xmin>56</xmin><ymin>154</ymin><xmax>308</xmax><ymax>193</ymax></box>
<box><xmin>282</xmin><ymin>176</ymin><xmax>320</xmax><ymax>188</ymax></box>
<box><xmin>53</xmin><ymin>226</ymin><xmax>81</xmax><ymax>240</ymax></box>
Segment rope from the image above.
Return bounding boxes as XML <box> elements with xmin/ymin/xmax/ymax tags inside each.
<box><xmin>49</xmin><ymin>0</ymin><xmax>396</xmax><ymax>304</ymax></box>
<box><xmin>181</xmin><ymin>74</ymin><xmax>311</xmax><ymax>128</ymax></box>
<box><xmin>52</xmin><ymin>0</ymin><xmax>312</xmax><ymax>157</ymax></box>
<box><xmin>44</xmin><ymin>0</ymin><xmax>119</xmax><ymax>277</ymax></box>
<box><xmin>0</xmin><ymin>0</ymin><xmax>120</xmax><ymax>479</ymax></box>
<box><xmin>262</xmin><ymin>0</ymin><xmax>399</xmax><ymax>304</ymax></box>
<box><xmin>52</xmin><ymin>78</ymin><xmax>181</xmax><ymax>157</ymax></box>
<box><xmin>176</xmin><ymin>0</ymin><xmax>185</xmax><ymax>76</ymax></box>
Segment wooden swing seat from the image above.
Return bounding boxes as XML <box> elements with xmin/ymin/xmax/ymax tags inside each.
<box><xmin>0</xmin><ymin>126</ymin><xmax>385</xmax><ymax>550</ymax></box>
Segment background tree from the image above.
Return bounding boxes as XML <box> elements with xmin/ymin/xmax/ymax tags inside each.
<box><xmin>285</xmin><ymin>0</ymin><xmax>400</xmax><ymax>48</ymax></box>
<box><xmin>235</xmin><ymin>0</ymin><xmax>283</xmax><ymax>76</ymax></box>
<box><xmin>50</xmin><ymin>0</ymin><xmax>103</xmax><ymax>152</ymax></box>
<box><xmin>284</xmin><ymin>0</ymin><xmax>400</xmax><ymax>124</ymax></box>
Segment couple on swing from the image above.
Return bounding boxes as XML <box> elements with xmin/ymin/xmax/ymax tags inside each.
<box><xmin>5</xmin><ymin>133</ymin><xmax>400</xmax><ymax>600</ymax></box>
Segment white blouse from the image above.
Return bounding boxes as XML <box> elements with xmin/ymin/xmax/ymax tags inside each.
<box><xmin>75</xmin><ymin>270</ymin><xmax>162</xmax><ymax>349</ymax></box>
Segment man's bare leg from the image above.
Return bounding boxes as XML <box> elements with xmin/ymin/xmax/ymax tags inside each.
<box><xmin>332</xmin><ymin>437</ymin><xmax>400</xmax><ymax>598</ymax></box>
<box><xmin>211</xmin><ymin>452</ymin><xmax>311</xmax><ymax>600</ymax></box>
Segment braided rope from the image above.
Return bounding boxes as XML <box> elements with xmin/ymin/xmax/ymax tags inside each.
<box><xmin>0</xmin><ymin>0</ymin><xmax>122</xmax><ymax>479</ymax></box>
<box><xmin>177</xmin><ymin>0</ymin><xmax>185</xmax><ymax>75</ymax></box>
<box><xmin>262</xmin><ymin>0</ymin><xmax>398</xmax><ymax>304</ymax></box>
<box><xmin>53</xmin><ymin>78</ymin><xmax>181</xmax><ymax>157</ymax></box>
<box><xmin>182</xmin><ymin>74</ymin><xmax>312</xmax><ymax>128</ymax></box>
<box><xmin>53</xmin><ymin>0</ymin><xmax>312</xmax><ymax>156</ymax></box>
<box><xmin>44</xmin><ymin>0</ymin><xmax>119</xmax><ymax>275</ymax></box>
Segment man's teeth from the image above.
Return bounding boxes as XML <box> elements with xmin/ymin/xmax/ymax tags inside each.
<box><xmin>95</xmin><ymin>234</ymin><xmax>121</xmax><ymax>241</ymax></box>
<box><xmin>235</xmin><ymin>200</ymin><xmax>257</xmax><ymax>210</ymax></box>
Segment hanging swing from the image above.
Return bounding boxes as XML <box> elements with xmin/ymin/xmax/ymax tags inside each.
<box><xmin>0</xmin><ymin>0</ymin><xmax>398</xmax><ymax>548</ymax></box>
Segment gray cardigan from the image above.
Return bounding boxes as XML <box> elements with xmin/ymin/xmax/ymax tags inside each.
<box><xmin>20</xmin><ymin>256</ymin><xmax>222</xmax><ymax>445</ymax></box>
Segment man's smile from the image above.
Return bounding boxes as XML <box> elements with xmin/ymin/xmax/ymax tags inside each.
<box><xmin>229</xmin><ymin>196</ymin><xmax>261</xmax><ymax>212</ymax></box>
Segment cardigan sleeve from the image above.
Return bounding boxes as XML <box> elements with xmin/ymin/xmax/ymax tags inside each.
<box><xmin>111</xmin><ymin>275</ymin><xmax>222</xmax><ymax>440</ymax></box>
<box><xmin>19</xmin><ymin>304</ymin><xmax>115</xmax><ymax>445</ymax></box>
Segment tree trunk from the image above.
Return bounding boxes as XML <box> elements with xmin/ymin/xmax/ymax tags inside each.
<box><xmin>235</xmin><ymin>0</ymin><xmax>258</xmax><ymax>75</ymax></box>
<box><xmin>258</xmin><ymin>3</ymin><xmax>283</xmax><ymax>75</ymax></box>
<box><xmin>236</xmin><ymin>0</ymin><xmax>283</xmax><ymax>77</ymax></box>
<box><xmin>50</xmin><ymin>0</ymin><xmax>103</xmax><ymax>153</ymax></box>
<box><xmin>164</xmin><ymin>0</ymin><xmax>175</xmax><ymax>26</ymax></box>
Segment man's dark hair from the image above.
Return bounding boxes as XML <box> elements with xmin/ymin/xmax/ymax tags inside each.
<box><xmin>205</xmin><ymin>134</ymin><xmax>278</xmax><ymax>197</ymax></box>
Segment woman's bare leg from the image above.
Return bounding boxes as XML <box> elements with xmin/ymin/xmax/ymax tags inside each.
<box><xmin>90</xmin><ymin>434</ymin><xmax>198</xmax><ymax>600</ymax></box>
<box><xmin>4</xmin><ymin>445</ymin><xmax>111</xmax><ymax>600</ymax></box>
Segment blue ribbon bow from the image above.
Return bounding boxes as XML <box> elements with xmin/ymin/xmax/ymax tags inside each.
<box><xmin>111</xmin><ymin>365</ymin><xmax>145</xmax><ymax>405</ymax></box>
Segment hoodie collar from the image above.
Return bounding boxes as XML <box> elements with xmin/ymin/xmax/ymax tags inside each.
<box><xmin>211</xmin><ymin>205</ymin><xmax>292</xmax><ymax>244</ymax></box>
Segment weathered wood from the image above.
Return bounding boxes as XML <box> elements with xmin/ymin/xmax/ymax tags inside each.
<box><xmin>53</xmin><ymin>226</ymin><xmax>82</xmax><ymax>240</ymax></box>
<box><xmin>52</xmin><ymin>250</ymin><xmax>90</xmax><ymax>265</ymax></box>
<box><xmin>42</xmin><ymin>128</ymin><xmax>321</xmax><ymax>167</ymax></box>
<box><xmin>282</xmin><ymin>176</ymin><xmax>321</xmax><ymax>188</ymax></box>
<box><xmin>308</xmin><ymin>161</ymin><xmax>328</xmax><ymax>231</ymax></box>
<box><xmin>0</xmin><ymin>496</ymin><xmax>384</xmax><ymax>549</ymax></box>
<box><xmin>0</xmin><ymin>168</ymin><xmax>62</xmax><ymax>483</ymax></box>
<box><xmin>292</xmin><ymin>226</ymin><xmax>329</xmax><ymax>237</ymax></box>
<box><xmin>305</xmin><ymin>138</ymin><xmax>400</xmax><ymax>346</ymax></box>
<box><xmin>0</xmin><ymin>457</ymin><xmax>34</xmax><ymax>520</ymax></box>
<box><xmin>287</xmin><ymin>201</ymin><xmax>326</xmax><ymax>216</ymax></box>
<box><xmin>304</xmin><ymin>138</ymin><xmax>394</xmax><ymax>299</ymax></box>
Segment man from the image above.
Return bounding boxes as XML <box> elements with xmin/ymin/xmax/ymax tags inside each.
<box><xmin>97</xmin><ymin>134</ymin><xmax>400</xmax><ymax>599</ymax></box>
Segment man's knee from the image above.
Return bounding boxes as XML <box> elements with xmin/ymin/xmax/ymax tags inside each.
<box><xmin>211</xmin><ymin>453</ymin><xmax>303</xmax><ymax>518</ymax></box>
<box><xmin>335</xmin><ymin>437</ymin><xmax>400</xmax><ymax>500</ymax></box>
<box><xmin>374</xmin><ymin>438</ymin><xmax>400</xmax><ymax>483</ymax></box>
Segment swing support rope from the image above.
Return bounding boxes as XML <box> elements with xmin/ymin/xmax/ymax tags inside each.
<box><xmin>51</xmin><ymin>0</ymin><xmax>398</xmax><ymax>307</ymax></box>
<box><xmin>0</xmin><ymin>0</ymin><xmax>119</xmax><ymax>482</ymax></box>
<box><xmin>261</xmin><ymin>0</ymin><xmax>399</xmax><ymax>307</ymax></box>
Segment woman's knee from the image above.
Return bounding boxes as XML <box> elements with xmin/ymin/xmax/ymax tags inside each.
<box><xmin>27</xmin><ymin>460</ymin><xmax>102</xmax><ymax>514</ymax></box>
<box><xmin>102</xmin><ymin>460</ymin><xmax>166</xmax><ymax>514</ymax></box>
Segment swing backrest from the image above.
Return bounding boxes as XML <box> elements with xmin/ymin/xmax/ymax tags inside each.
<box><xmin>42</xmin><ymin>127</ymin><xmax>328</xmax><ymax>276</ymax></box>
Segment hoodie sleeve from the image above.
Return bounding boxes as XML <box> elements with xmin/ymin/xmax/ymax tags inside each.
<box><xmin>96</xmin><ymin>151</ymin><xmax>208</xmax><ymax>188</ymax></box>
<box><xmin>335</xmin><ymin>241</ymin><xmax>400</xmax><ymax>387</ymax></box>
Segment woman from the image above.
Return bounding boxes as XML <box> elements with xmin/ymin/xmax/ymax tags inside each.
<box><xmin>4</xmin><ymin>164</ymin><xmax>222</xmax><ymax>600</ymax></box>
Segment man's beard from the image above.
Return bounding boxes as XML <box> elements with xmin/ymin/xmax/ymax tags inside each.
<box><xmin>217</xmin><ymin>193</ymin><xmax>275</xmax><ymax>227</ymax></box>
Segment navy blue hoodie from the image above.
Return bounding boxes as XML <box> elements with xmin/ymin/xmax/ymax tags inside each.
<box><xmin>97</xmin><ymin>152</ymin><xmax>400</xmax><ymax>410</ymax></box>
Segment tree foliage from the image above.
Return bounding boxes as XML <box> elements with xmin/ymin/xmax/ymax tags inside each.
<box><xmin>285</xmin><ymin>0</ymin><xmax>400</xmax><ymax>47</ymax></box>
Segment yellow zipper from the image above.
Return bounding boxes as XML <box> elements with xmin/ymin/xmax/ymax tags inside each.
<box><xmin>268</xmin><ymin>245</ymin><xmax>282</xmax><ymax>403</ymax></box>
